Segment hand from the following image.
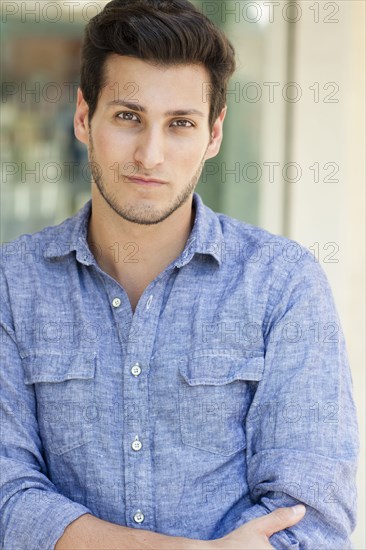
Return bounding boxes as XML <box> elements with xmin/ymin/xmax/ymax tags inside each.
<box><xmin>200</xmin><ymin>505</ymin><xmax>306</xmax><ymax>550</ymax></box>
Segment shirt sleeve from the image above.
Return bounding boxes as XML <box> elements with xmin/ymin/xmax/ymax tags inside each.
<box><xmin>235</xmin><ymin>250</ymin><xmax>359</xmax><ymax>549</ymax></box>
<box><xmin>0</xmin><ymin>267</ymin><xmax>93</xmax><ymax>550</ymax></box>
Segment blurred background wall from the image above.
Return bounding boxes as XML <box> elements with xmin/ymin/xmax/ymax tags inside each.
<box><xmin>1</xmin><ymin>1</ymin><xmax>364</xmax><ymax>547</ymax></box>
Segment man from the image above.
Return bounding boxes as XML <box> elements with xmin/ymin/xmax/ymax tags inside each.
<box><xmin>0</xmin><ymin>1</ymin><xmax>359</xmax><ymax>549</ymax></box>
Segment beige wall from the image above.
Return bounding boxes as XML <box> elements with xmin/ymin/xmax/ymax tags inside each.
<box><xmin>273</xmin><ymin>1</ymin><xmax>365</xmax><ymax>547</ymax></box>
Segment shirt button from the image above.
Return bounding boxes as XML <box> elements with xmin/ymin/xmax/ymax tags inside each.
<box><xmin>131</xmin><ymin>436</ymin><xmax>142</xmax><ymax>451</ymax></box>
<box><xmin>133</xmin><ymin>511</ymin><xmax>144</xmax><ymax>524</ymax></box>
<box><xmin>146</xmin><ymin>295</ymin><xmax>153</xmax><ymax>310</ymax></box>
<box><xmin>112</xmin><ymin>297</ymin><xmax>121</xmax><ymax>308</ymax></box>
<box><xmin>131</xmin><ymin>363</ymin><xmax>141</xmax><ymax>376</ymax></box>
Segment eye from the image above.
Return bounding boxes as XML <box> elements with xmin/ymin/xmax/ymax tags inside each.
<box><xmin>115</xmin><ymin>112</ymin><xmax>195</xmax><ymax>128</ymax></box>
<box><xmin>171</xmin><ymin>119</ymin><xmax>195</xmax><ymax>128</ymax></box>
<box><xmin>116</xmin><ymin>111</ymin><xmax>139</xmax><ymax>122</ymax></box>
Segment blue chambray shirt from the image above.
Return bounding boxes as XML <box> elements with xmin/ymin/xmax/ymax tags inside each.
<box><xmin>0</xmin><ymin>192</ymin><xmax>359</xmax><ymax>550</ymax></box>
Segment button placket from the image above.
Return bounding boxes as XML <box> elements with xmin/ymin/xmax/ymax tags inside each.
<box><xmin>122</xmin><ymin>280</ymin><xmax>166</xmax><ymax>530</ymax></box>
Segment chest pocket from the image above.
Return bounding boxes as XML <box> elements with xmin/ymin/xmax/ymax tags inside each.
<box><xmin>22</xmin><ymin>352</ymin><xmax>97</xmax><ymax>456</ymax></box>
<box><xmin>178</xmin><ymin>350</ymin><xmax>264</xmax><ymax>456</ymax></box>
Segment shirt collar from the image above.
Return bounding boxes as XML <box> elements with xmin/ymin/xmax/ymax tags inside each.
<box><xmin>173</xmin><ymin>192</ymin><xmax>223</xmax><ymax>267</ymax></box>
<box><xmin>44</xmin><ymin>192</ymin><xmax>223</xmax><ymax>267</ymax></box>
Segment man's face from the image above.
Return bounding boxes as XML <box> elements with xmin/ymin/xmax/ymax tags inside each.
<box><xmin>75</xmin><ymin>54</ymin><xmax>226</xmax><ymax>225</ymax></box>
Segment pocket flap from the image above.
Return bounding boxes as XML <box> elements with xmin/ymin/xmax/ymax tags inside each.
<box><xmin>22</xmin><ymin>352</ymin><xmax>97</xmax><ymax>384</ymax></box>
<box><xmin>178</xmin><ymin>350</ymin><xmax>264</xmax><ymax>385</ymax></box>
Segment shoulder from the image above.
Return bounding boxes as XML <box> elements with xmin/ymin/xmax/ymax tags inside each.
<box><xmin>213</xmin><ymin>212</ymin><xmax>336</xmax><ymax>317</ymax></box>
<box><xmin>216</xmin><ymin>211</ymin><xmax>317</xmax><ymax>275</ymax></box>
<box><xmin>0</xmin><ymin>212</ymin><xmax>79</xmax><ymax>274</ymax></box>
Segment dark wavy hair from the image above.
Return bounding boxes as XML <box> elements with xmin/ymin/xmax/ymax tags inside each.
<box><xmin>79</xmin><ymin>0</ymin><xmax>236</xmax><ymax>133</ymax></box>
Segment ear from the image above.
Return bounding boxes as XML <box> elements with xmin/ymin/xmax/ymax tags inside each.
<box><xmin>74</xmin><ymin>88</ymin><xmax>90</xmax><ymax>145</ymax></box>
<box><xmin>204</xmin><ymin>105</ymin><xmax>227</xmax><ymax>161</ymax></box>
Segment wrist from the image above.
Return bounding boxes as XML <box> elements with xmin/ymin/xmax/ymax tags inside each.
<box><xmin>181</xmin><ymin>536</ymin><xmax>221</xmax><ymax>550</ymax></box>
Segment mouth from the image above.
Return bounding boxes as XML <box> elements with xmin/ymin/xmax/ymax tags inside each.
<box><xmin>126</xmin><ymin>176</ymin><xmax>167</xmax><ymax>187</ymax></box>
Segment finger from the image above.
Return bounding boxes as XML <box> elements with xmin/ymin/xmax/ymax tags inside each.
<box><xmin>253</xmin><ymin>505</ymin><xmax>306</xmax><ymax>537</ymax></box>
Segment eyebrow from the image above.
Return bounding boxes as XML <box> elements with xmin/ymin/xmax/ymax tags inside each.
<box><xmin>106</xmin><ymin>100</ymin><xmax>205</xmax><ymax>118</ymax></box>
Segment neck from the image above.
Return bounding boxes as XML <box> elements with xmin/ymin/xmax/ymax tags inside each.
<box><xmin>87</xmin><ymin>191</ymin><xmax>196</xmax><ymax>283</ymax></box>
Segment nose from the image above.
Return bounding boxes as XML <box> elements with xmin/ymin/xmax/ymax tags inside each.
<box><xmin>133</xmin><ymin>127</ymin><xmax>165</xmax><ymax>170</ymax></box>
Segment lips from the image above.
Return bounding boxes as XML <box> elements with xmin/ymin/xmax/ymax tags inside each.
<box><xmin>126</xmin><ymin>176</ymin><xmax>167</xmax><ymax>186</ymax></box>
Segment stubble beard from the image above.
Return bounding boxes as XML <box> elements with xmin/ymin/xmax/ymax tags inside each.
<box><xmin>88</xmin><ymin>127</ymin><xmax>210</xmax><ymax>226</ymax></box>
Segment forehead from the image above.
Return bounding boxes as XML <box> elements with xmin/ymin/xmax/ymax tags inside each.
<box><xmin>100</xmin><ymin>54</ymin><xmax>211</xmax><ymax>114</ymax></box>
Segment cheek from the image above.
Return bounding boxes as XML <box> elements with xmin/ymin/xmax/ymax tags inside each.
<box><xmin>92</xmin><ymin>121</ymin><xmax>125</xmax><ymax>148</ymax></box>
<box><xmin>94</xmin><ymin>131</ymin><xmax>120</xmax><ymax>152</ymax></box>
<box><xmin>173</xmin><ymin>140</ymin><xmax>207</xmax><ymax>162</ymax></box>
